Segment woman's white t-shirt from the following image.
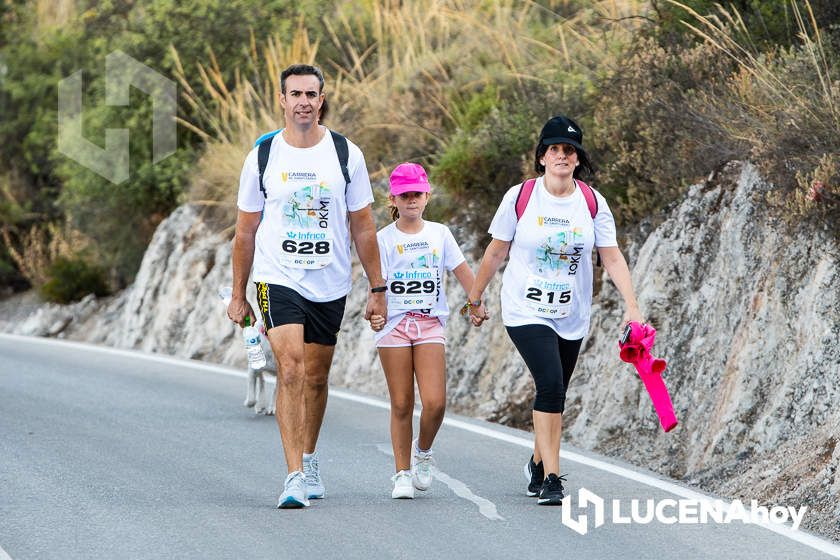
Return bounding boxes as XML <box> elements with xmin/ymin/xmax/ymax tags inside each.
<box><xmin>236</xmin><ymin>129</ymin><xmax>374</xmax><ymax>302</ymax></box>
<box><xmin>488</xmin><ymin>177</ymin><xmax>618</xmax><ymax>339</ymax></box>
<box><xmin>375</xmin><ymin>220</ymin><xmax>466</xmax><ymax>342</ymax></box>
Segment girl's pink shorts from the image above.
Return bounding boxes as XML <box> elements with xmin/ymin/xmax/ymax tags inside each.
<box><xmin>376</xmin><ymin>312</ymin><xmax>446</xmax><ymax>347</ymax></box>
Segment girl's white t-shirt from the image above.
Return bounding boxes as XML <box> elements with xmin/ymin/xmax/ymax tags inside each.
<box><xmin>488</xmin><ymin>177</ymin><xmax>618</xmax><ymax>339</ymax></box>
<box><xmin>236</xmin><ymin>129</ymin><xmax>374</xmax><ymax>302</ymax></box>
<box><xmin>375</xmin><ymin>220</ymin><xmax>466</xmax><ymax>341</ymax></box>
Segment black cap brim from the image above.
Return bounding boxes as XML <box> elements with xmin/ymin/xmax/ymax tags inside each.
<box><xmin>540</xmin><ymin>137</ymin><xmax>584</xmax><ymax>152</ymax></box>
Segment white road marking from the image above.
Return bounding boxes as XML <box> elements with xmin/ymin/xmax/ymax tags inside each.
<box><xmin>375</xmin><ymin>443</ymin><xmax>504</xmax><ymax>521</ymax></box>
<box><xmin>2</xmin><ymin>333</ymin><xmax>839</xmax><ymax>558</ymax></box>
<box><xmin>0</xmin><ymin>544</ymin><xmax>13</xmax><ymax>560</ymax></box>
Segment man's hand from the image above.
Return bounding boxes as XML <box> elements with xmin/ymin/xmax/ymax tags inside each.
<box><xmin>227</xmin><ymin>296</ymin><xmax>257</xmax><ymax>328</ymax></box>
<box><xmin>365</xmin><ymin>291</ymin><xmax>387</xmax><ymax>321</ymax></box>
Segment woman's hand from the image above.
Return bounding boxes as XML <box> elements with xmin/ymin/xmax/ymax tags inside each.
<box><xmin>369</xmin><ymin>314</ymin><xmax>386</xmax><ymax>332</ymax></box>
<box><xmin>623</xmin><ymin>307</ymin><xmax>645</xmax><ymax>326</ymax></box>
<box><xmin>469</xmin><ymin>302</ymin><xmax>489</xmax><ymax>327</ymax></box>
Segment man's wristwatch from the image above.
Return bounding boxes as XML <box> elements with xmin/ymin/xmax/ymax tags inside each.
<box><xmin>370</xmin><ymin>286</ymin><xmax>387</xmax><ymax>293</ymax></box>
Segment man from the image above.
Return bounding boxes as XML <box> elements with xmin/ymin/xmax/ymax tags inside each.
<box><xmin>227</xmin><ymin>64</ymin><xmax>386</xmax><ymax>509</ymax></box>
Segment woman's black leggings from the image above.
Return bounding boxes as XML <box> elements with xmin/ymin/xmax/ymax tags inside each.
<box><xmin>505</xmin><ymin>324</ymin><xmax>583</xmax><ymax>413</ymax></box>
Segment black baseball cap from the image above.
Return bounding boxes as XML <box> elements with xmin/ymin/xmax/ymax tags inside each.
<box><xmin>538</xmin><ymin>115</ymin><xmax>584</xmax><ymax>152</ymax></box>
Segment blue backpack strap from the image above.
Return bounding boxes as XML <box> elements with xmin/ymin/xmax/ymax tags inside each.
<box><xmin>329</xmin><ymin>130</ymin><xmax>351</xmax><ymax>187</ymax></box>
<box><xmin>254</xmin><ymin>129</ymin><xmax>282</xmax><ymax>148</ymax></box>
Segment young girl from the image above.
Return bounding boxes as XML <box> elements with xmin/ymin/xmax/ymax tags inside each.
<box><xmin>369</xmin><ymin>162</ymin><xmax>475</xmax><ymax>499</ymax></box>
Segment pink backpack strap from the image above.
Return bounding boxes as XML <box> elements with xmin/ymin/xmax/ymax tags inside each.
<box><xmin>575</xmin><ymin>179</ymin><xmax>603</xmax><ymax>266</ymax></box>
<box><xmin>575</xmin><ymin>179</ymin><xmax>599</xmax><ymax>219</ymax></box>
<box><xmin>515</xmin><ymin>178</ymin><xmax>537</xmax><ymax>221</ymax></box>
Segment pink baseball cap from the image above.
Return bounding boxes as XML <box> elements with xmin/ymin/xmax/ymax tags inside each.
<box><xmin>389</xmin><ymin>162</ymin><xmax>431</xmax><ymax>195</ymax></box>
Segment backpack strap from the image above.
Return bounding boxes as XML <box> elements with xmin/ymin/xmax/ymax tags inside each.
<box><xmin>515</xmin><ymin>178</ymin><xmax>598</xmax><ymax>220</ymax></box>
<box><xmin>575</xmin><ymin>179</ymin><xmax>602</xmax><ymax>266</ymax></box>
<box><xmin>515</xmin><ymin>178</ymin><xmax>537</xmax><ymax>221</ymax></box>
<box><xmin>575</xmin><ymin>179</ymin><xmax>599</xmax><ymax>219</ymax></box>
<box><xmin>329</xmin><ymin>130</ymin><xmax>351</xmax><ymax>188</ymax></box>
<box><xmin>257</xmin><ymin>136</ymin><xmax>273</xmax><ymax>199</ymax></box>
<box><xmin>254</xmin><ymin>129</ymin><xmax>351</xmax><ymax>199</ymax></box>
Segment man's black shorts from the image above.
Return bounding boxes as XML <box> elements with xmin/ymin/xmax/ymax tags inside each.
<box><xmin>255</xmin><ymin>282</ymin><xmax>347</xmax><ymax>346</ymax></box>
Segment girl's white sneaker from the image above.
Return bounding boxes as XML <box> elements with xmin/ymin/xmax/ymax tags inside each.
<box><xmin>391</xmin><ymin>470</ymin><xmax>415</xmax><ymax>499</ymax></box>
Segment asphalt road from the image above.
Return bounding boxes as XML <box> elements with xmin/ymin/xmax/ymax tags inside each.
<box><xmin>1</xmin><ymin>334</ymin><xmax>838</xmax><ymax>560</ymax></box>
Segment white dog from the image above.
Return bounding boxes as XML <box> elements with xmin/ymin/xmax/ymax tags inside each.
<box><xmin>219</xmin><ymin>287</ymin><xmax>278</xmax><ymax>415</ymax></box>
<box><xmin>244</xmin><ymin>321</ymin><xmax>278</xmax><ymax>415</ymax></box>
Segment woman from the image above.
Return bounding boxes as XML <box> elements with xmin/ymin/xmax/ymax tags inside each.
<box><xmin>466</xmin><ymin>115</ymin><xmax>644</xmax><ymax>505</ymax></box>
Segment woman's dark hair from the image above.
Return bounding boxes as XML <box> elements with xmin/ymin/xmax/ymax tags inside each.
<box><xmin>534</xmin><ymin>143</ymin><xmax>594</xmax><ymax>180</ymax></box>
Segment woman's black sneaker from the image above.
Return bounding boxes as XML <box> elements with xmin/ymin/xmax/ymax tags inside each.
<box><xmin>537</xmin><ymin>473</ymin><xmax>566</xmax><ymax>506</ymax></box>
<box><xmin>523</xmin><ymin>455</ymin><xmax>544</xmax><ymax>497</ymax></box>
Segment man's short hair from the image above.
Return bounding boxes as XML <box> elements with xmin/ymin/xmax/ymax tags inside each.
<box><xmin>280</xmin><ymin>64</ymin><xmax>325</xmax><ymax>94</ymax></box>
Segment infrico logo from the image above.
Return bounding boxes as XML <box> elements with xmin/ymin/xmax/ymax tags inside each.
<box><xmin>561</xmin><ymin>488</ymin><xmax>807</xmax><ymax>535</ymax></box>
<box><xmin>58</xmin><ymin>50</ymin><xmax>176</xmax><ymax>184</ymax></box>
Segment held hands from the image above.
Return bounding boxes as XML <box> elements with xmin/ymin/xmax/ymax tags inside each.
<box><xmin>365</xmin><ymin>283</ymin><xmax>387</xmax><ymax>323</ymax></box>
<box><xmin>470</xmin><ymin>303</ymin><xmax>489</xmax><ymax>327</ymax></box>
<box><xmin>369</xmin><ymin>314</ymin><xmax>386</xmax><ymax>332</ymax></box>
<box><xmin>460</xmin><ymin>298</ymin><xmax>489</xmax><ymax>327</ymax></box>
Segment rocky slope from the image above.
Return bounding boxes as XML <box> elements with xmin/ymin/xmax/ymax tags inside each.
<box><xmin>3</xmin><ymin>162</ymin><xmax>837</xmax><ymax>541</ymax></box>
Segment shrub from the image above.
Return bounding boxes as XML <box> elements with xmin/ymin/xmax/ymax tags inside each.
<box><xmin>592</xmin><ymin>36</ymin><xmax>741</xmax><ymax>224</ymax></box>
<box><xmin>40</xmin><ymin>255</ymin><xmax>109</xmax><ymax>304</ymax></box>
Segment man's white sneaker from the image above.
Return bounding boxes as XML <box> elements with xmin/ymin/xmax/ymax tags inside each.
<box><xmin>303</xmin><ymin>452</ymin><xmax>325</xmax><ymax>499</ymax></box>
<box><xmin>277</xmin><ymin>471</ymin><xmax>310</xmax><ymax>509</ymax></box>
<box><xmin>411</xmin><ymin>438</ymin><xmax>435</xmax><ymax>491</ymax></box>
<box><xmin>391</xmin><ymin>470</ymin><xmax>414</xmax><ymax>499</ymax></box>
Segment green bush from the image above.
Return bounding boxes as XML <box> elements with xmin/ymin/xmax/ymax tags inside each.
<box><xmin>40</xmin><ymin>255</ymin><xmax>109</xmax><ymax>304</ymax></box>
<box><xmin>0</xmin><ymin>0</ymin><xmax>312</xmax><ymax>288</ymax></box>
<box><xmin>431</xmin><ymin>79</ymin><xmax>592</xmax><ymax>238</ymax></box>
<box><xmin>592</xmin><ymin>36</ymin><xmax>741</xmax><ymax>224</ymax></box>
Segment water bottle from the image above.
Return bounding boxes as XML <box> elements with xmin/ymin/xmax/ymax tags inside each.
<box><xmin>243</xmin><ymin>315</ymin><xmax>267</xmax><ymax>370</ymax></box>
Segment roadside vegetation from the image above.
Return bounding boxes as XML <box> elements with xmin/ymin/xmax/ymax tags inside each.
<box><xmin>1</xmin><ymin>0</ymin><xmax>837</xmax><ymax>301</ymax></box>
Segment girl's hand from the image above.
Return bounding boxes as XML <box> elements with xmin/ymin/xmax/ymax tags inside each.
<box><xmin>369</xmin><ymin>314</ymin><xmax>386</xmax><ymax>332</ymax></box>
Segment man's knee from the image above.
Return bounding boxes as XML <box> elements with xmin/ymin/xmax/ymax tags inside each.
<box><xmin>277</xmin><ymin>354</ymin><xmax>305</xmax><ymax>386</ymax></box>
<box><xmin>305</xmin><ymin>372</ymin><xmax>329</xmax><ymax>391</ymax></box>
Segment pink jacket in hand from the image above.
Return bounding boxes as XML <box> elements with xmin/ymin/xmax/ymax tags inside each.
<box><xmin>619</xmin><ymin>322</ymin><xmax>678</xmax><ymax>432</ymax></box>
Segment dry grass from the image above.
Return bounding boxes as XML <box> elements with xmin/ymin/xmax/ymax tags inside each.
<box><xmin>173</xmin><ymin>0</ymin><xmax>651</xmax><ymax>225</ymax></box>
<box><xmin>0</xmin><ymin>222</ymin><xmax>91</xmax><ymax>287</ymax></box>
<box><xmin>669</xmin><ymin>0</ymin><xmax>839</xmax><ymax>217</ymax></box>
<box><xmin>34</xmin><ymin>0</ymin><xmax>77</xmax><ymax>37</ymax></box>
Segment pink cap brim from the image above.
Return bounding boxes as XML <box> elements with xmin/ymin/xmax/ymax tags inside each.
<box><xmin>390</xmin><ymin>183</ymin><xmax>431</xmax><ymax>196</ymax></box>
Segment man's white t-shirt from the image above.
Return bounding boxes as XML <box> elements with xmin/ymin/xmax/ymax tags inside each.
<box><xmin>237</xmin><ymin>128</ymin><xmax>374</xmax><ymax>302</ymax></box>
<box><xmin>374</xmin><ymin>220</ymin><xmax>466</xmax><ymax>342</ymax></box>
<box><xmin>488</xmin><ymin>177</ymin><xmax>618</xmax><ymax>339</ymax></box>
